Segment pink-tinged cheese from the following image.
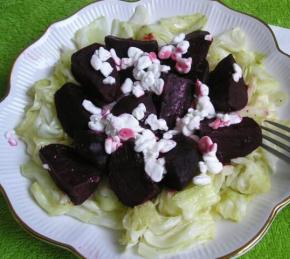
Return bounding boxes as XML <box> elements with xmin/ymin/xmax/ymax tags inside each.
<box><xmin>118</xmin><ymin>128</ymin><xmax>136</xmax><ymax>141</ymax></box>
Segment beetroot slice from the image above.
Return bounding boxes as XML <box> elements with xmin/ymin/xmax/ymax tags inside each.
<box><xmin>162</xmin><ymin>134</ymin><xmax>201</xmax><ymax>190</ymax></box>
<box><xmin>105</xmin><ymin>36</ymin><xmax>158</xmax><ymax>57</ymax></box>
<box><xmin>208</xmin><ymin>54</ymin><xmax>248</xmax><ymax>112</ymax></box>
<box><xmin>39</xmin><ymin>144</ymin><xmax>102</xmax><ymax>205</ymax></box>
<box><xmin>199</xmin><ymin>117</ymin><xmax>262</xmax><ymax>163</ymax></box>
<box><xmin>111</xmin><ymin>94</ymin><xmax>157</xmax><ymax>123</ymax></box>
<box><xmin>119</xmin><ymin>67</ymin><xmax>134</xmax><ymax>85</ymax></box>
<box><xmin>159</xmin><ymin>31</ymin><xmax>211</xmax><ymax>82</ymax></box>
<box><xmin>71</xmin><ymin>43</ymin><xmax>121</xmax><ymax>104</ymax></box>
<box><xmin>183</xmin><ymin>31</ymin><xmax>212</xmax><ymax>80</ymax></box>
<box><xmin>195</xmin><ymin>59</ymin><xmax>209</xmax><ymax>84</ymax></box>
<box><xmin>108</xmin><ymin>140</ymin><xmax>160</xmax><ymax>207</ymax></box>
<box><xmin>73</xmin><ymin>130</ymin><xmax>109</xmax><ymax>171</ymax></box>
<box><xmin>55</xmin><ymin>83</ymin><xmax>90</xmax><ymax>138</ymax></box>
<box><xmin>157</xmin><ymin>73</ymin><xmax>194</xmax><ymax>129</ymax></box>
<box><xmin>185</xmin><ymin>31</ymin><xmax>212</xmax><ymax>64</ymax></box>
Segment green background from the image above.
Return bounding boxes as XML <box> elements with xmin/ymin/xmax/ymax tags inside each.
<box><xmin>0</xmin><ymin>0</ymin><xmax>290</xmax><ymax>258</ymax></box>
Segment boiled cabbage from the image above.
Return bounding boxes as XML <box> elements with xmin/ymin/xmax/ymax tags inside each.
<box><xmin>16</xmin><ymin>78</ymin><xmax>69</xmax><ymax>165</ymax></box>
<box><xmin>229</xmin><ymin>149</ymin><xmax>271</xmax><ymax>195</ymax></box>
<box><xmin>74</xmin><ymin>16</ymin><xmax>110</xmax><ymax>48</ymax></box>
<box><xmin>111</xmin><ymin>6</ymin><xmax>150</xmax><ymax>38</ymax></box>
<box><xmin>136</xmin><ymin>13</ymin><xmax>207</xmax><ymax>45</ymax></box>
<box><xmin>158</xmin><ymin>184</ymin><xmax>220</xmax><ymax>220</ymax></box>
<box><xmin>214</xmin><ymin>188</ymin><xmax>252</xmax><ymax>222</ymax></box>
<box><xmin>160</xmin><ymin>13</ymin><xmax>207</xmax><ymax>35</ymax></box>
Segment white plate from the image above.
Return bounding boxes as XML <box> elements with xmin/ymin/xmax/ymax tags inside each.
<box><xmin>0</xmin><ymin>0</ymin><xmax>290</xmax><ymax>258</ymax></box>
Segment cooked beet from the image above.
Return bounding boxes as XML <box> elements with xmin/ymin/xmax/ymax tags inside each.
<box><xmin>105</xmin><ymin>36</ymin><xmax>158</xmax><ymax>57</ymax></box>
<box><xmin>157</xmin><ymin>73</ymin><xmax>194</xmax><ymax>128</ymax></box>
<box><xmin>55</xmin><ymin>83</ymin><xmax>90</xmax><ymax>138</ymax></box>
<box><xmin>71</xmin><ymin>43</ymin><xmax>121</xmax><ymax>104</ymax></box>
<box><xmin>184</xmin><ymin>30</ymin><xmax>212</xmax><ymax>79</ymax></box>
<box><xmin>109</xmin><ymin>141</ymin><xmax>160</xmax><ymax>207</ymax></box>
<box><xmin>195</xmin><ymin>59</ymin><xmax>210</xmax><ymax>84</ymax></box>
<box><xmin>111</xmin><ymin>94</ymin><xmax>157</xmax><ymax>123</ymax></box>
<box><xmin>73</xmin><ymin>130</ymin><xmax>108</xmax><ymax>171</ymax></box>
<box><xmin>185</xmin><ymin>31</ymin><xmax>212</xmax><ymax>60</ymax></box>
<box><xmin>199</xmin><ymin>117</ymin><xmax>262</xmax><ymax>163</ymax></box>
<box><xmin>119</xmin><ymin>67</ymin><xmax>134</xmax><ymax>85</ymax></box>
<box><xmin>162</xmin><ymin>134</ymin><xmax>201</xmax><ymax>190</ymax></box>
<box><xmin>208</xmin><ymin>54</ymin><xmax>248</xmax><ymax>112</ymax></box>
<box><xmin>159</xmin><ymin>31</ymin><xmax>211</xmax><ymax>82</ymax></box>
<box><xmin>39</xmin><ymin>144</ymin><xmax>102</xmax><ymax>205</ymax></box>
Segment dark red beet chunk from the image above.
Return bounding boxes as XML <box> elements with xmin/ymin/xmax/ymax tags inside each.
<box><xmin>157</xmin><ymin>73</ymin><xmax>194</xmax><ymax>128</ymax></box>
<box><xmin>55</xmin><ymin>83</ymin><xmax>90</xmax><ymax>138</ymax></box>
<box><xmin>105</xmin><ymin>36</ymin><xmax>158</xmax><ymax>57</ymax></box>
<box><xmin>39</xmin><ymin>144</ymin><xmax>102</xmax><ymax>205</ymax></box>
<box><xmin>195</xmin><ymin>59</ymin><xmax>210</xmax><ymax>84</ymax></box>
<box><xmin>208</xmin><ymin>54</ymin><xmax>248</xmax><ymax>112</ymax></box>
<box><xmin>199</xmin><ymin>117</ymin><xmax>262</xmax><ymax>163</ymax></box>
<box><xmin>162</xmin><ymin>134</ymin><xmax>201</xmax><ymax>190</ymax></box>
<box><xmin>111</xmin><ymin>94</ymin><xmax>157</xmax><ymax>122</ymax></box>
<box><xmin>119</xmin><ymin>67</ymin><xmax>134</xmax><ymax>85</ymax></box>
<box><xmin>71</xmin><ymin>43</ymin><xmax>121</xmax><ymax>104</ymax></box>
<box><xmin>185</xmin><ymin>31</ymin><xmax>212</xmax><ymax>61</ymax></box>
<box><xmin>160</xmin><ymin>31</ymin><xmax>211</xmax><ymax>82</ymax></box>
<box><xmin>184</xmin><ymin>31</ymin><xmax>212</xmax><ymax>81</ymax></box>
<box><xmin>73</xmin><ymin>130</ymin><xmax>109</xmax><ymax>171</ymax></box>
<box><xmin>109</xmin><ymin>141</ymin><xmax>160</xmax><ymax>207</ymax></box>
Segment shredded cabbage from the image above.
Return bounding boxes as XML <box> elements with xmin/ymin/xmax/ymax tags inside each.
<box><xmin>74</xmin><ymin>16</ymin><xmax>110</xmax><ymax>49</ymax></box>
<box><xmin>16</xmin><ymin>7</ymin><xmax>286</xmax><ymax>257</ymax></box>
<box><xmin>160</xmin><ymin>14</ymin><xmax>207</xmax><ymax>35</ymax></box>
<box><xmin>229</xmin><ymin>149</ymin><xmax>271</xmax><ymax>195</ymax></box>
<box><xmin>111</xmin><ymin>19</ymin><xmax>136</xmax><ymax>39</ymax></box>
<box><xmin>135</xmin><ymin>13</ymin><xmax>207</xmax><ymax>45</ymax></box>
<box><xmin>214</xmin><ymin>188</ymin><xmax>252</xmax><ymax>222</ymax></box>
<box><xmin>120</xmin><ymin>201</ymin><xmax>215</xmax><ymax>256</ymax></box>
<box><xmin>111</xmin><ymin>6</ymin><xmax>150</xmax><ymax>39</ymax></box>
<box><xmin>16</xmin><ymin>80</ymin><xmax>69</xmax><ymax>165</ymax></box>
<box><xmin>158</xmin><ymin>184</ymin><xmax>220</xmax><ymax>220</ymax></box>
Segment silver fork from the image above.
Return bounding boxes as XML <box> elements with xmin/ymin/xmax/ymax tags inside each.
<box><xmin>261</xmin><ymin>120</ymin><xmax>290</xmax><ymax>163</ymax></box>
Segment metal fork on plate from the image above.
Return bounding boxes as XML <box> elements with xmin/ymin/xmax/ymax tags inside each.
<box><xmin>261</xmin><ymin>120</ymin><xmax>290</xmax><ymax>163</ymax></box>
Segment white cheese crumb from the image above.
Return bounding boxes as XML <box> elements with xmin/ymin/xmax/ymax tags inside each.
<box><xmin>100</xmin><ymin>62</ymin><xmax>113</xmax><ymax>77</ymax></box>
<box><xmin>232</xmin><ymin>63</ymin><xmax>243</xmax><ymax>82</ymax></box>
<box><xmin>90</xmin><ymin>54</ymin><xmax>102</xmax><ymax>71</ymax></box>
<box><xmin>145</xmin><ymin>158</ymin><xmax>166</xmax><ymax>182</ymax></box>
<box><xmin>98</xmin><ymin>47</ymin><xmax>111</xmax><ymax>61</ymax></box>
<box><xmin>121</xmin><ymin>78</ymin><xmax>134</xmax><ymax>94</ymax></box>
<box><xmin>137</xmin><ymin>55</ymin><xmax>152</xmax><ymax>70</ymax></box>
<box><xmin>82</xmin><ymin>100</ymin><xmax>102</xmax><ymax>115</ymax></box>
<box><xmin>103</xmin><ymin>76</ymin><xmax>116</xmax><ymax>85</ymax></box>
<box><xmin>193</xmin><ymin>173</ymin><xmax>211</xmax><ymax>186</ymax></box>
<box><xmin>132</xmin><ymin>83</ymin><xmax>145</xmax><ymax>98</ymax></box>
<box><xmin>128</xmin><ymin>47</ymin><xmax>144</xmax><ymax>61</ymax></box>
<box><xmin>172</xmin><ymin>33</ymin><xmax>186</xmax><ymax>44</ymax></box>
<box><xmin>163</xmin><ymin>130</ymin><xmax>178</xmax><ymax>140</ymax></box>
<box><xmin>43</xmin><ymin>164</ymin><xmax>50</xmax><ymax>170</ymax></box>
<box><xmin>145</xmin><ymin>114</ymin><xmax>168</xmax><ymax>131</ymax></box>
<box><xmin>204</xmin><ymin>34</ymin><xmax>213</xmax><ymax>41</ymax></box>
<box><xmin>132</xmin><ymin>103</ymin><xmax>146</xmax><ymax>120</ymax></box>
<box><xmin>176</xmin><ymin>40</ymin><xmax>190</xmax><ymax>54</ymax></box>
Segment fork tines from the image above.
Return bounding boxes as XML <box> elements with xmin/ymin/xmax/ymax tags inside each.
<box><xmin>261</xmin><ymin>120</ymin><xmax>290</xmax><ymax>163</ymax></box>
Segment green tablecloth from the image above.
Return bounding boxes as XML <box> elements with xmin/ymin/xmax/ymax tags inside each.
<box><xmin>0</xmin><ymin>0</ymin><xmax>289</xmax><ymax>258</ymax></box>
